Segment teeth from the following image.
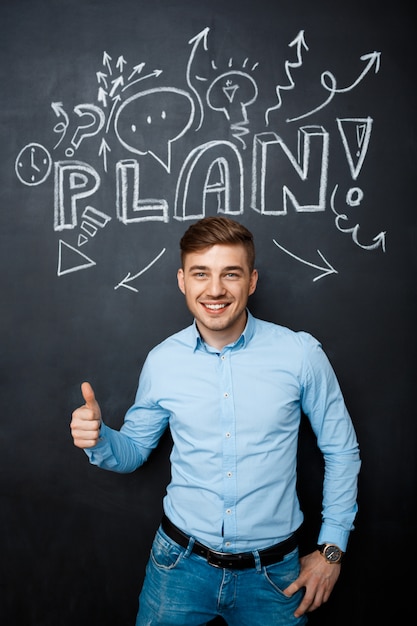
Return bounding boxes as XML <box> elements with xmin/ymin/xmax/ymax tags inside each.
<box><xmin>205</xmin><ymin>304</ymin><xmax>226</xmax><ymax>310</ymax></box>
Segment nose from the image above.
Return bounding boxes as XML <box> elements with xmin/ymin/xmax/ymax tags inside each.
<box><xmin>206</xmin><ymin>275</ymin><xmax>226</xmax><ymax>297</ymax></box>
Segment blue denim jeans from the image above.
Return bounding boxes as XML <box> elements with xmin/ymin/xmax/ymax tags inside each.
<box><xmin>136</xmin><ymin>525</ymin><xmax>307</xmax><ymax>626</ymax></box>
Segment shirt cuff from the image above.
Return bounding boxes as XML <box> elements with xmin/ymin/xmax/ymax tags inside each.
<box><xmin>84</xmin><ymin>423</ymin><xmax>119</xmax><ymax>469</ymax></box>
<box><xmin>317</xmin><ymin>524</ymin><xmax>350</xmax><ymax>552</ymax></box>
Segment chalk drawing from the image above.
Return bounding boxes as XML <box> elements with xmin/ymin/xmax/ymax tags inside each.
<box><xmin>336</xmin><ymin>117</ymin><xmax>373</xmax><ymax>180</ymax></box>
<box><xmin>287</xmin><ymin>52</ymin><xmax>380</xmax><ymax>123</ymax></box>
<box><xmin>251</xmin><ymin>127</ymin><xmax>329</xmax><ymax>215</ymax></box>
<box><xmin>174</xmin><ymin>141</ymin><xmax>244</xmax><ymax>220</ymax></box>
<box><xmin>272</xmin><ymin>239</ymin><xmax>338</xmax><ymax>282</ymax></box>
<box><xmin>114</xmin><ymin>87</ymin><xmax>195</xmax><ymax>173</ymax></box>
<box><xmin>57</xmin><ymin>240</ymin><xmax>96</xmax><ymax>276</ymax></box>
<box><xmin>114</xmin><ymin>248</ymin><xmax>166</xmax><ymax>292</ymax></box>
<box><xmin>265</xmin><ymin>30</ymin><xmax>308</xmax><ymax>126</ymax></box>
<box><xmin>14</xmin><ymin>26</ymin><xmax>385</xmax><ymax>287</ymax></box>
<box><xmin>15</xmin><ymin>143</ymin><xmax>52</xmax><ymax>186</ymax></box>
<box><xmin>330</xmin><ymin>184</ymin><xmax>386</xmax><ymax>251</ymax></box>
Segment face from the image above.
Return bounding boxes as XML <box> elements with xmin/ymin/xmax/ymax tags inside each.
<box><xmin>177</xmin><ymin>244</ymin><xmax>258</xmax><ymax>349</ymax></box>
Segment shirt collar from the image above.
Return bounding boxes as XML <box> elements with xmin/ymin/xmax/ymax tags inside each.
<box><xmin>191</xmin><ymin>309</ymin><xmax>255</xmax><ymax>352</ymax></box>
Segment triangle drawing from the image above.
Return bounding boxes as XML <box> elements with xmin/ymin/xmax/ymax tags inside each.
<box><xmin>57</xmin><ymin>240</ymin><xmax>96</xmax><ymax>276</ymax></box>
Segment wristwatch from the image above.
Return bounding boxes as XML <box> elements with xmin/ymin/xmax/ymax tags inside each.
<box><xmin>317</xmin><ymin>543</ymin><xmax>343</xmax><ymax>564</ymax></box>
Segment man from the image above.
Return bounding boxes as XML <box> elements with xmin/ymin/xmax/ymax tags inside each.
<box><xmin>71</xmin><ymin>216</ymin><xmax>360</xmax><ymax>625</ymax></box>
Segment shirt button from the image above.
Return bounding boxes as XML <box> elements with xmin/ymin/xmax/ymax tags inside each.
<box><xmin>226</xmin><ymin>509</ymin><xmax>232</xmax><ymax>515</ymax></box>
<box><xmin>225</xmin><ymin>541</ymin><xmax>231</xmax><ymax>547</ymax></box>
<box><xmin>225</xmin><ymin>432</ymin><xmax>231</xmax><ymax>438</ymax></box>
<box><xmin>221</xmin><ymin>355</ymin><xmax>225</xmax><ymax>361</ymax></box>
<box><xmin>227</xmin><ymin>472</ymin><xmax>232</xmax><ymax>478</ymax></box>
<box><xmin>224</xmin><ymin>392</ymin><xmax>229</xmax><ymax>398</ymax></box>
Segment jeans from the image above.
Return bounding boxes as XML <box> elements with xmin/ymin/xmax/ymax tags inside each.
<box><xmin>136</xmin><ymin>525</ymin><xmax>307</xmax><ymax>626</ymax></box>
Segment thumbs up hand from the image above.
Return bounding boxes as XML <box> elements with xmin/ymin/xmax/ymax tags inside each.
<box><xmin>70</xmin><ymin>382</ymin><xmax>102</xmax><ymax>449</ymax></box>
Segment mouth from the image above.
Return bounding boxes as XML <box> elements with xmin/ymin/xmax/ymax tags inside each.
<box><xmin>201</xmin><ymin>303</ymin><xmax>229</xmax><ymax>312</ymax></box>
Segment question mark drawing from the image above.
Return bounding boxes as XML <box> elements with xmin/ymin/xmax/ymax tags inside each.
<box><xmin>65</xmin><ymin>104</ymin><xmax>106</xmax><ymax>157</ymax></box>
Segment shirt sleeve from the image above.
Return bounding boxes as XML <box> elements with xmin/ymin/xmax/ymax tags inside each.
<box><xmin>84</xmin><ymin>422</ymin><xmax>147</xmax><ymax>472</ymax></box>
<box><xmin>84</xmin><ymin>357</ymin><xmax>170</xmax><ymax>473</ymax></box>
<box><xmin>300</xmin><ymin>334</ymin><xmax>361</xmax><ymax>552</ymax></box>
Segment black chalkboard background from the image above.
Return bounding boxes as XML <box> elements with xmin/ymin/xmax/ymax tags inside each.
<box><xmin>1</xmin><ymin>1</ymin><xmax>415</xmax><ymax>624</ymax></box>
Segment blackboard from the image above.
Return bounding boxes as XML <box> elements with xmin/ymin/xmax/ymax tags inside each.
<box><xmin>1</xmin><ymin>1</ymin><xmax>415</xmax><ymax>624</ymax></box>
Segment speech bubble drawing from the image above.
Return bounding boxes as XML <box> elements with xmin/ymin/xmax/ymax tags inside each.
<box><xmin>114</xmin><ymin>87</ymin><xmax>195</xmax><ymax>172</ymax></box>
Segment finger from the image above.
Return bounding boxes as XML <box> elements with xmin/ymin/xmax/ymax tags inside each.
<box><xmin>81</xmin><ymin>381</ymin><xmax>97</xmax><ymax>408</ymax></box>
<box><xmin>70</xmin><ymin>411</ymin><xmax>101</xmax><ymax>449</ymax></box>
<box><xmin>283</xmin><ymin>581</ymin><xmax>298</xmax><ymax>598</ymax></box>
<box><xmin>72</xmin><ymin>431</ymin><xmax>100</xmax><ymax>449</ymax></box>
<box><xmin>71</xmin><ymin>408</ymin><xmax>100</xmax><ymax>429</ymax></box>
<box><xmin>294</xmin><ymin>591</ymin><xmax>320</xmax><ymax>617</ymax></box>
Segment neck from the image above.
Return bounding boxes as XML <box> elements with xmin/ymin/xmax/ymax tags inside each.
<box><xmin>196</xmin><ymin>312</ymin><xmax>247</xmax><ymax>351</ymax></box>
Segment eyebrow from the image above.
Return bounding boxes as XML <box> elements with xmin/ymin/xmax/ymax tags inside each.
<box><xmin>187</xmin><ymin>265</ymin><xmax>245</xmax><ymax>272</ymax></box>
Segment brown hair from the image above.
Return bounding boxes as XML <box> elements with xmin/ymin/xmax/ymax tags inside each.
<box><xmin>180</xmin><ymin>216</ymin><xmax>255</xmax><ymax>271</ymax></box>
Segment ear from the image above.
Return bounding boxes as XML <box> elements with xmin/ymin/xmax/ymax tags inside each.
<box><xmin>177</xmin><ymin>268</ymin><xmax>185</xmax><ymax>294</ymax></box>
<box><xmin>248</xmin><ymin>269</ymin><xmax>258</xmax><ymax>296</ymax></box>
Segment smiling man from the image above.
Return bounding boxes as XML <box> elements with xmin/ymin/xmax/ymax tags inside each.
<box><xmin>177</xmin><ymin>241</ymin><xmax>258</xmax><ymax>349</ymax></box>
<box><xmin>70</xmin><ymin>216</ymin><xmax>360</xmax><ymax>626</ymax></box>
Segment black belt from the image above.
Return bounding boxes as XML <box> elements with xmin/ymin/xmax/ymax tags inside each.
<box><xmin>161</xmin><ymin>515</ymin><xmax>298</xmax><ymax>570</ymax></box>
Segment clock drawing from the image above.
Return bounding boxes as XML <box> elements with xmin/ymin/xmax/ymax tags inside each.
<box><xmin>15</xmin><ymin>143</ymin><xmax>52</xmax><ymax>185</ymax></box>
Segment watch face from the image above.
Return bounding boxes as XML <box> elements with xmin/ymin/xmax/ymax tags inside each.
<box><xmin>324</xmin><ymin>545</ymin><xmax>342</xmax><ymax>562</ymax></box>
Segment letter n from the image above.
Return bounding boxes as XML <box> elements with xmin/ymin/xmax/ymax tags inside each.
<box><xmin>251</xmin><ymin>126</ymin><xmax>329</xmax><ymax>215</ymax></box>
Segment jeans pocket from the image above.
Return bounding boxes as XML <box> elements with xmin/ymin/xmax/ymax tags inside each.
<box><xmin>263</xmin><ymin>548</ymin><xmax>301</xmax><ymax>595</ymax></box>
<box><xmin>150</xmin><ymin>526</ymin><xmax>185</xmax><ymax>570</ymax></box>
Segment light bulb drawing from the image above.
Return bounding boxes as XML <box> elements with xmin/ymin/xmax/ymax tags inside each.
<box><xmin>206</xmin><ymin>70</ymin><xmax>258</xmax><ymax>149</ymax></box>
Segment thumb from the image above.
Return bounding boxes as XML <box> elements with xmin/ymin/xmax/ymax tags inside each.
<box><xmin>81</xmin><ymin>381</ymin><xmax>98</xmax><ymax>409</ymax></box>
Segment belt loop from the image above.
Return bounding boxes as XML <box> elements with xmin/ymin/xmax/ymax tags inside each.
<box><xmin>253</xmin><ymin>550</ymin><xmax>262</xmax><ymax>572</ymax></box>
<box><xmin>184</xmin><ymin>535</ymin><xmax>195</xmax><ymax>558</ymax></box>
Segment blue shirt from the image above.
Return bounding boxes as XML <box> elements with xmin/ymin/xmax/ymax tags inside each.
<box><xmin>86</xmin><ymin>311</ymin><xmax>360</xmax><ymax>553</ymax></box>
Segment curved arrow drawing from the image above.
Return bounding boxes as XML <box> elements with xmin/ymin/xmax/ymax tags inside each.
<box><xmin>186</xmin><ymin>27</ymin><xmax>210</xmax><ymax>131</ymax></box>
<box><xmin>114</xmin><ymin>248</ymin><xmax>166</xmax><ymax>292</ymax></box>
<box><xmin>322</xmin><ymin>51</ymin><xmax>381</xmax><ymax>94</ymax></box>
<box><xmin>330</xmin><ymin>184</ymin><xmax>386</xmax><ymax>251</ymax></box>
<box><xmin>334</xmin><ymin>213</ymin><xmax>387</xmax><ymax>251</ymax></box>
<box><xmin>122</xmin><ymin>68</ymin><xmax>163</xmax><ymax>93</ymax></box>
<box><xmin>51</xmin><ymin>102</ymin><xmax>69</xmax><ymax>149</ymax></box>
<box><xmin>288</xmin><ymin>51</ymin><xmax>381</xmax><ymax>123</ymax></box>
<box><xmin>272</xmin><ymin>239</ymin><xmax>338</xmax><ymax>282</ymax></box>
<box><xmin>105</xmin><ymin>94</ymin><xmax>121</xmax><ymax>133</ymax></box>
